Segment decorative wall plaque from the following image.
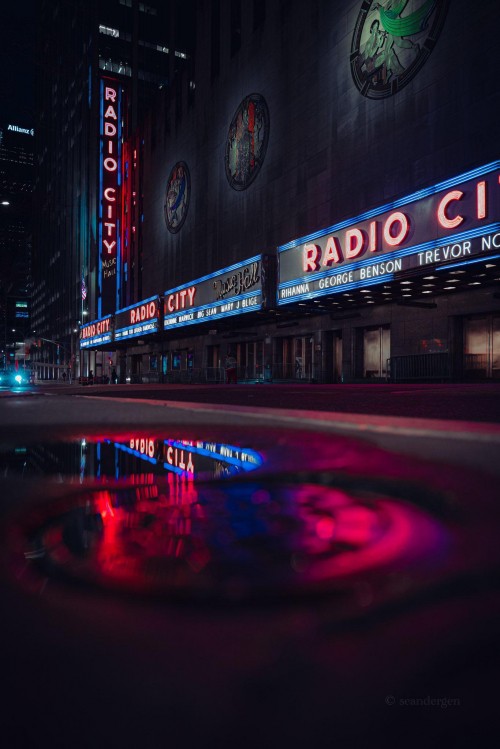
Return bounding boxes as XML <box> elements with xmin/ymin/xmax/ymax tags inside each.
<box><xmin>164</xmin><ymin>161</ymin><xmax>190</xmax><ymax>233</ymax></box>
<box><xmin>351</xmin><ymin>0</ymin><xmax>449</xmax><ymax>99</ymax></box>
<box><xmin>225</xmin><ymin>94</ymin><xmax>269</xmax><ymax>190</ymax></box>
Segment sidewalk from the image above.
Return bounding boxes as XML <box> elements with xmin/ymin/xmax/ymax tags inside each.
<box><xmin>31</xmin><ymin>380</ymin><xmax>500</xmax><ymax>424</ymax></box>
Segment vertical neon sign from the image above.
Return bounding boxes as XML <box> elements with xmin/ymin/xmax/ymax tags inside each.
<box><xmin>99</xmin><ymin>78</ymin><xmax>122</xmax><ymax>316</ymax></box>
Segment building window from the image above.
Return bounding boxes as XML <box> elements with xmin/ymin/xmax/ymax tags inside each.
<box><xmin>139</xmin><ymin>3</ymin><xmax>157</xmax><ymax>15</ymax></box>
<box><xmin>138</xmin><ymin>38</ymin><xmax>187</xmax><ymax>58</ymax></box>
<box><xmin>139</xmin><ymin>39</ymin><xmax>169</xmax><ymax>54</ymax></box>
<box><xmin>99</xmin><ymin>25</ymin><xmax>119</xmax><ymax>38</ymax></box>
<box><xmin>98</xmin><ymin>58</ymin><xmax>132</xmax><ymax>77</ymax></box>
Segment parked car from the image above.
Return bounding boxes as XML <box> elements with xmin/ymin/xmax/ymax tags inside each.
<box><xmin>0</xmin><ymin>367</ymin><xmax>32</xmax><ymax>387</ymax></box>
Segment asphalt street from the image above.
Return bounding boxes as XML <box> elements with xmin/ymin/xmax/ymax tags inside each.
<box><xmin>33</xmin><ymin>380</ymin><xmax>500</xmax><ymax>422</ymax></box>
<box><xmin>0</xmin><ymin>383</ymin><xmax>499</xmax><ymax>748</ymax></box>
<box><xmin>2</xmin><ymin>381</ymin><xmax>499</xmax><ymax>474</ymax></box>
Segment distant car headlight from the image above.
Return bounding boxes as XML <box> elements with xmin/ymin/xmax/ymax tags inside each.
<box><xmin>12</xmin><ymin>372</ymin><xmax>29</xmax><ymax>385</ymax></box>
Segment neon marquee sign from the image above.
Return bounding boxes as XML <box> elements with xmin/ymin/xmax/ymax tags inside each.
<box><xmin>99</xmin><ymin>78</ymin><xmax>123</xmax><ymax>315</ymax></box>
<box><xmin>115</xmin><ymin>295</ymin><xmax>160</xmax><ymax>341</ymax></box>
<box><xmin>278</xmin><ymin>161</ymin><xmax>500</xmax><ymax>304</ymax></box>
<box><xmin>80</xmin><ymin>315</ymin><xmax>113</xmax><ymax>349</ymax></box>
<box><xmin>163</xmin><ymin>257</ymin><xmax>265</xmax><ymax>330</ymax></box>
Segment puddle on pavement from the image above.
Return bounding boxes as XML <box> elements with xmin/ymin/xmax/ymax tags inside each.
<box><xmin>1</xmin><ymin>435</ymin><xmax>263</xmax><ymax>482</ymax></box>
<box><xmin>0</xmin><ymin>428</ymin><xmax>458</xmax><ymax>603</ymax></box>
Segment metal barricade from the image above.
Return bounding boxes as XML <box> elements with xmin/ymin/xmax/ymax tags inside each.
<box><xmin>388</xmin><ymin>353</ymin><xmax>451</xmax><ymax>382</ymax></box>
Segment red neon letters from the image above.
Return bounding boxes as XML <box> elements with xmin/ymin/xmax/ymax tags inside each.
<box><xmin>102</xmin><ymin>84</ymin><xmax>119</xmax><ymax>258</ymax></box>
<box><xmin>303</xmin><ymin>212</ymin><xmax>410</xmax><ymax>271</ymax></box>
<box><xmin>437</xmin><ymin>180</ymin><xmax>494</xmax><ymax>229</ymax></box>
<box><xmin>166</xmin><ymin>287</ymin><xmax>197</xmax><ymax>312</ymax></box>
<box><xmin>81</xmin><ymin>318</ymin><xmax>111</xmax><ymax>340</ymax></box>
<box><xmin>437</xmin><ymin>190</ymin><xmax>464</xmax><ymax>230</ymax></box>
<box><xmin>130</xmin><ymin>301</ymin><xmax>157</xmax><ymax>325</ymax></box>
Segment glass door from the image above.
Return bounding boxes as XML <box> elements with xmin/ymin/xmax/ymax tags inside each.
<box><xmin>206</xmin><ymin>345</ymin><xmax>221</xmax><ymax>381</ymax></box>
<box><xmin>237</xmin><ymin>341</ymin><xmax>264</xmax><ymax>380</ymax></box>
<box><xmin>293</xmin><ymin>337</ymin><xmax>313</xmax><ymax>379</ymax></box>
<box><xmin>363</xmin><ymin>326</ymin><xmax>390</xmax><ymax>379</ymax></box>
<box><xmin>464</xmin><ymin>315</ymin><xmax>500</xmax><ymax>379</ymax></box>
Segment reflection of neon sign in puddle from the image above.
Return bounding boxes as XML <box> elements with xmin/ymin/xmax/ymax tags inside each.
<box><xmin>102</xmin><ymin>437</ymin><xmax>263</xmax><ymax>479</ymax></box>
<box><xmin>19</xmin><ymin>478</ymin><xmax>446</xmax><ymax>602</ymax></box>
<box><xmin>0</xmin><ymin>436</ymin><xmax>263</xmax><ymax>483</ymax></box>
<box><xmin>118</xmin><ymin>436</ymin><xmax>261</xmax><ymax>474</ymax></box>
<box><xmin>2</xmin><ymin>430</ymin><xmax>453</xmax><ymax>603</ymax></box>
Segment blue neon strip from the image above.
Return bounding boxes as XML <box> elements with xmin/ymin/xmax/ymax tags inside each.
<box><xmin>164</xmin><ymin>440</ymin><xmax>262</xmax><ymax>470</ymax></box>
<box><xmin>116</xmin><ymin>295</ymin><xmax>160</xmax><ymax>315</ymax></box>
<box><xmin>164</xmin><ymin>299</ymin><xmax>262</xmax><ymax>329</ymax></box>
<box><xmin>278</xmin><ymin>275</ymin><xmax>395</xmax><ymax>305</ymax></box>
<box><xmin>164</xmin><ymin>291</ymin><xmax>261</xmax><ymax>325</ymax></box>
<box><xmin>163</xmin><ymin>255</ymin><xmax>261</xmax><ymax>295</ymax></box>
<box><xmin>278</xmin><ymin>161</ymin><xmax>500</xmax><ymax>253</ymax></box>
<box><xmin>435</xmin><ymin>252</ymin><xmax>500</xmax><ymax>271</ymax></box>
<box><xmin>79</xmin><ymin>314</ymin><xmax>113</xmax><ymax>331</ymax></box>
<box><xmin>165</xmin><ymin>289</ymin><xmax>261</xmax><ymax>319</ymax></box>
<box><xmin>280</xmin><ymin>242</ymin><xmax>415</xmax><ymax>286</ymax></box>
<box><xmin>277</xmin><ymin>222</ymin><xmax>500</xmax><ymax>304</ymax></box>
<box><xmin>164</xmin><ymin>304</ymin><xmax>261</xmax><ymax>329</ymax></box>
<box><xmin>115</xmin><ymin>319</ymin><xmax>159</xmax><ymax>338</ymax></box>
<box><xmin>114</xmin><ymin>442</ymin><xmax>158</xmax><ymax>465</ymax></box>
<box><xmin>80</xmin><ymin>334</ymin><xmax>113</xmax><ymax>348</ymax></box>
<box><xmin>162</xmin><ymin>462</ymin><xmax>188</xmax><ymax>477</ymax></box>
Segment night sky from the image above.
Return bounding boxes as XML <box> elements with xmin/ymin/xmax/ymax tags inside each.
<box><xmin>0</xmin><ymin>2</ymin><xmax>35</xmax><ymax>127</ymax></box>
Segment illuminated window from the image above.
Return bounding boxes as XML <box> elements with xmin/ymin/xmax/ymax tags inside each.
<box><xmin>139</xmin><ymin>3</ymin><xmax>157</xmax><ymax>15</ymax></box>
<box><xmin>139</xmin><ymin>39</ymin><xmax>169</xmax><ymax>53</ymax></box>
<box><xmin>99</xmin><ymin>25</ymin><xmax>119</xmax><ymax>38</ymax></box>
<box><xmin>99</xmin><ymin>58</ymin><xmax>132</xmax><ymax>77</ymax></box>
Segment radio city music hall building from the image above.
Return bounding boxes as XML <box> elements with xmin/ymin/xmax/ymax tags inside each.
<box><xmin>80</xmin><ymin>0</ymin><xmax>500</xmax><ymax>384</ymax></box>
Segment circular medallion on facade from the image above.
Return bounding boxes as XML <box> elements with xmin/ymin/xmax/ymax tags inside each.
<box><xmin>225</xmin><ymin>94</ymin><xmax>270</xmax><ymax>191</ymax></box>
<box><xmin>351</xmin><ymin>0</ymin><xmax>449</xmax><ymax>99</ymax></box>
<box><xmin>164</xmin><ymin>161</ymin><xmax>190</xmax><ymax>233</ymax></box>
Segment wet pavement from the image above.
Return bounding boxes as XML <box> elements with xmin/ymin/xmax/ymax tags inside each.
<box><xmin>0</xmin><ymin>385</ymin><xmax>499</xmax><ymax>747</ymax></box>
<box><xmin>25</xmin><ymin>380</ymin><xmax>500</xmax><ymax>422</ymax></box>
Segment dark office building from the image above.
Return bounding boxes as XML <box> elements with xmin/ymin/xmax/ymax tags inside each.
<box><xmin>0</xmin><ymin>123</ymin><xmax>33</xmax><ymax>369</ymax></box>
<box><xmin>32</xmin><ymin>0</ymin><xmax>194</xmax><ymax>380</ymax></box>
<box><xmin>76</xmin><ymin>1</ymin><xmax>500</xmax><ymax>383</ymax></box>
